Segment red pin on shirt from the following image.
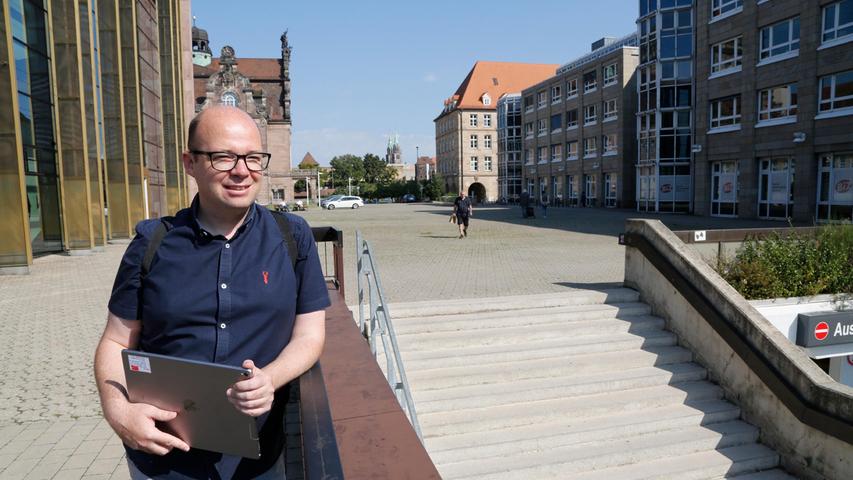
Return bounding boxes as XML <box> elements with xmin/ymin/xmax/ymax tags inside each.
<box><xmin>262</xmin><ymin>271</ymin><xmax>269</xmax><ymax>285</ymax></box>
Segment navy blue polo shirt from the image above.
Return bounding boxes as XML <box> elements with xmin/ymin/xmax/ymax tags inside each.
<box><xmin>109</xmin><ymin>198</ymin><xmax>330</xmax><ymax>479</ymax></box>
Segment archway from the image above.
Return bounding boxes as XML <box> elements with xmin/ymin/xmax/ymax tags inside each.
<box><xmin>468</xmin><ymin>182</ymin><xmax>486</xmax><ymax>204</ymax></box>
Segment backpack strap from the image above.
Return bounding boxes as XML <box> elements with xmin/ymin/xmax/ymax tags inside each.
<box><xmin>271</xmin><ymin>211</ymin><xmax>298</xmax><ymax>269</ymax></box>
<box><xmin>141</xmin><ymin>217</ymin><xmax>174</xmax><ymax>278</ymax></box>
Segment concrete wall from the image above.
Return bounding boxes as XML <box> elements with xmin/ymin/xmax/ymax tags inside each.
<box><xmin>624</xmin><ymin>219</ymin><xmax>853</xmax><ymax>480</ymax></box>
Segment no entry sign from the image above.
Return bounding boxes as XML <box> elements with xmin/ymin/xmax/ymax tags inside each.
<box><xmin>815</xmin><ymin>322</ymin><xmax>829</xmax><ymax>341</ymax></box>
<box><xmin>797</xmin><ymin>312</ymin><xmax>853</xmax><ymax>348</ymax></box>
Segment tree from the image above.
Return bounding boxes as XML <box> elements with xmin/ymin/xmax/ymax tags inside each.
<box><xmin>329</xmin><ymin>154</ymin><xmax>364</xmax><ymax>189</ymax></box>
<box><xmin>294</xmin><ymin>179</ymin><xmax>306</xmax><ymax>192</ymax></box>
<box><xmin>422</xmin><ymin>173</ymin><xmax>444</xmax><ymax>201</ymax></box>
<box><xmin>363</xmin><ymin>153</ymin><xmax>396</xmax><ymax>185</ymax></box>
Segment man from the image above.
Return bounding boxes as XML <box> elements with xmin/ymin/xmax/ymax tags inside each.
<box><xmin>453</xmin><ymin>191</ymin><xmax>472</xmax><ymax>239</ymax></box>
<box><xmin>94</xmin><ymin>106</ymin><xmax>330</xmax><ymax>479</ymax></box>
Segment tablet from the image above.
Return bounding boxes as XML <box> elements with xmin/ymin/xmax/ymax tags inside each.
<box><xmin>122</xmin><ymin>349</ymin><xmax>261</xmax><ymax>459</ymax></box>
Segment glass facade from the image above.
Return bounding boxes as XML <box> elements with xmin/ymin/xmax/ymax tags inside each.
<box><xmin>497</xmin><ymin>94</ymin><xmax>522</xmax><ymax>202</ymax></box>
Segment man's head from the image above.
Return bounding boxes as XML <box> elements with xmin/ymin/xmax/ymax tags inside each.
<box><xmin>459</xmin><ymin>191</ymin><xmax>466</xmax><ymax>198</ymax></box>
<box><xmin>184</xmin><ymin>106</ymin><xmax>265</xmax><ymax>213</ymax></box>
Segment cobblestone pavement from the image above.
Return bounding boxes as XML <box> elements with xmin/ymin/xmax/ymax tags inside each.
<box><xmin>0</xmin><ymin>203</ymin><xmax>783</xmax><ymax>478</ymax></box>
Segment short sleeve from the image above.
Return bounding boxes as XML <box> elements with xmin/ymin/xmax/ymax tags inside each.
<box><xmin>289</xmin><ymin>216</ymin><xmax>332</xmax><ymax>315</ymax></box>
<box><xmin>107</xmin><ymin>220</ymin><xmax>158</xmax><ymax>320</ymax></box>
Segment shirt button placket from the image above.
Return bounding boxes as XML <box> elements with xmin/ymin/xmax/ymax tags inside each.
<box><xmin>216</xmin><ymin>240</ymin><xmax>233</xmax><ymax>362</ymax></box>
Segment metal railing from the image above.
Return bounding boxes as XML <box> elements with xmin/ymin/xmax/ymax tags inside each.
<box><xmin>355</xmin><ymin>231</ymin><xmax>423</xmax><ymax>440</ymax></box>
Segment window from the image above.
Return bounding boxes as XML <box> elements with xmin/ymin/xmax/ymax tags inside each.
<box><xmin>484</xmin><ymin>156</ymin><xmax>493</xmax><ymax>171</ymax></box>
<box><xmin>583</xmin><ymin>71</ymin><xmax>597</xmax><ymax>93</ymax></box>
<box><xmin>566</xmin><ymin>109</ymin><xmax>578</xmax><ymax>128</ymax></box>
<box><xmin>525</xmin><ymin>122</ymin><xmax>534</xmax><ymax>138</ymax></box>
<box><xmin>819</xmin><ymin>70</ymin><xmax>853</xmax><ymax>115</ymax></box>
<box><xmin>221</xmin><ymin>92</ymin><xmax>238</xmax><ymax>106</ymax></box>
<box><xmin>822</xmin><ymin>1</ymin><xmax>853</xmax><ymax>46</ymax></box>
<box><xmin>603</xmin><ymin>134</ymin><xmax>617</xmax><ymax>155</ymax></box>
<box><xmin>482</xmin><ymin>94</ymin><xmax>491</xmax><ymax>106</ymax></box>
<box><xmin>566</xmin><ymin>141</ymin><xmax>578</xmax><ymax>160</ymax></box>
<box><xmin>567</xmin><ymin>78</ymin><xmax>578</xmax><ymax>97</ymax></box>
<box><xmin>525</xmin><ymin>149</ymin><xmax>534</xmax><ymax>164</ymax></box>
<box><xmin>710</xmin><ymin>96</ymin><xmax>741</xmax><ymax>130</ymax></box>
<box><xmin>760</xmin><ymin>17</ymin><xmax>800</xmax><ymax>62</ymax></box>
<box><xmin>484</xmin><ymin>114</ymin><xmax>492</xmax><ymax>127</ymax></box>
<box><xmin>757</xmin><ymin>84</ymin><xmax>797</xmax><ymax>123</ymax></box>
<box><xmin>550</xmin><ymin>144</ymin><xmax>562</xmax><ymax>162</ymax></box>
<box><xmin>470</xmin><ymin>114</ymin><xmax>478</xmax><ymax>127</ymax></box>
<box><xmin>551</xmin><ymin>85</ymin><xmax>562</xmax><ymax>103</ymax></box>
<box><xmin>550</xmin><ymin>114</ymin><xmax>562</xmax><ymax>132</ymax></box>
<box><xmin>604</xmin><ymin>173</ymin><xmax>617</xmax><ymax>207</ymax></box>
<box><xmin>603</xmin><ymin>64</ymin><xmax>617</xmax><ymax>87</ymax></box>
<box><xmin>583</xmin><ymin>137</ymin><xmax>597</xmax><ymax>157</ymax></box>
<box><xmin>710</xmin><ymin>37</ymin><xmax>743</xmax><ymax>75</ymax></box>
<box><xmin>818</xmin><ymin>153</ymin><xmax>853</xmax><ymax>221</ymax></box>
<box><xmin>470</xmin><ymin>135</ymin><xmax>478</xmax><ymax>148</ymax></box>
<box><xmin>470</xmin><ymin>156</ymin><xmax>478</xmax><ymax>171</ymax></box>
<box><xmin>537</xmin><ymin>91</ymin><xmax>547</xmax><ymax>108</ymax></box>
<box><xmin>484</xmin><ymin>134</ymin><xmax>492</xmax><ymax>149</ymax></box>
<box><xmin>538</xmin><ymin>146</ymin><xmax>548</xmax><ymax>163</ymax></box>
<box><xmin>537</xmin><ymin>119</ymin><xmax>547</xmax><ymax>136</ymax></box>
<box><xmin>603</xmin><ymin>99</ymin><xmax>617</xmax><ymax>121</ymax></box>
<box><xmin>711</xmin><ymin>0</ymin><xmax>743</xmax><ymax>19</ymax></box>
<box><xmin>711</xmin><ymin>161</ymin><xmax>739</xmax><ymax>217</ymax></box>
<box><xmin>584</xmin><ymin>105</ymin><xmax>597</xmax><ymax>125</ymax></box>
<box><xmin>524</xmin><ymin>96</ymin><xmax>534</xmax><ymax>112</ymax></box>
<box><xmin>758</xmin><ymin>157</ymin><xmax>795</xmax><ymax>219</ymax></box>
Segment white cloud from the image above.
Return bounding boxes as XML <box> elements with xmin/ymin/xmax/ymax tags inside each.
<box><xmin>423</xmin><ymin>72</ymin><xmax>438</xmax><ymax>83</ymax></box>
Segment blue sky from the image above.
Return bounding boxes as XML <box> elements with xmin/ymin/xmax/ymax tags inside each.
<box><xmin>193</xmin><ymin>1</ymin><xmax>638</xmax><ymax>166</ymax></box>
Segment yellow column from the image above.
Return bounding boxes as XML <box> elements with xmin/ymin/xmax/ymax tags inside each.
<box><xmin>119</xmin><ymin>0</ymin><xmax>145</xmax><ymax>224</ymax></box>
<box><xmin>80</xmin><ymin>0</ymin><xmax>106</xmax><ymax>247</ymax></box>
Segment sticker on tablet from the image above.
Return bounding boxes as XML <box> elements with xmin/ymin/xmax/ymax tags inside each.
<box><xmin>128</xmin><ymin>355</ymin><xmax>151</xmax><ymax>373</ymax></box>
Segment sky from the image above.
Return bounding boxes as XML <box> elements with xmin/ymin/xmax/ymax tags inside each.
<box><xmin>193</xmin><ymin>1</ymin><xmax>638</xmax><ymax>166</ymax></box>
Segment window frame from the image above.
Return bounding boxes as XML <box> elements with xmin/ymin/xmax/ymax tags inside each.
<box><xmin>759</xmin><ymin>17</ymin><xmax>800</xmax><ymax>63</ymax></box>
<box><xmin>484</xmin><ymin>134</ymin><xmax>492</xmax><ymax>149</ymax></box>
<box><xmin>483</xmin><ymin>114</ymin><xmax>492</xmax><ymax>127</ymax></box>
<box><xmin>566</xmin><ymin>141</ymin><xmax>578</xmax><ymax>160</ymax></box>
<box><xmin>537</xmin><ymin>91</ymin><xmax>547</xmax><ymax>109</ymax></box>
<box><xmin>551</xmin><ymin>85</ymin><xmax>562</xmax><ymax>103</ymax></box>
<box><xmin>710</xmin><ymin>36</ymin><xmax>743</xmax><ymax>76</ymax></box>
<box><xmin>584</xmin><ymin>104</ymin><xmax>597</xmax><ymax>125</ymax></box>
<box><xmin>711</xmin><ymin>0</ymin><xmax>743</xmax><ymax>20</ymax></box>
<box><xmin>602</xmin><ymin>134</ymin><xmax>617</xmax><ymax>155</ymax></box>
<box><xmin>566</xmin><ymin>109</ymin><xmax>578</xmax><ymax>129</ymax></box>
<box><xmin>822</xmin><ymin>1</ymin><xmax>853</xmax><ymax>47</ymax></box>
<box><xmin>470</xmin><ymin>134</ymin><xmax>478</xmax><ymax>149</ymax></box>
<box><xmin>537</xmin><ymin>119</ymin><xmax>547</xmax><ymax>136</ymax></box>
<box><xmin>566</xmin><ymin>78</ymin><xmax>579</xmax><ymax>98</ymax></box>
<box><xmin>469</xmin><ymin>113</ymin><xmax>478</xmax><ymax>127</ymax></box>
<box><xmin>709</xmin><ymin>95</ymin><xmax>742</xmax><ymax>131</ymax></box>
<box><xmin>583</xmin><ymin>71</ymin><xmax>597</xmax><ymax>93</ymax></box>
<box><xmin>818</xmin><ymin>70</ymin><xmax>853</xmax><ymax>116</ymax></box>
<box><xmin>757</xmin><ymin>84</ymin><xmax>798</xmax><ymax>124</ymax></box>
<box><xmin>583</xmin><ymin>136</ymin><xmax>597</xmax><ymax>157</ymax></box>
<box><xmin>603</xmin><ymin>99</ymin><xmax>617</xmax><ymax>121</ymax></box>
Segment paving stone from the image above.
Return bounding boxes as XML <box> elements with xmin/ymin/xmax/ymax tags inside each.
<box><xmin>52</xmin><ymin>468</ymin><xmax>87</xmax><ymax>480</ymax></box>
<box><xmin>61</xmin><ymin>452</ymin><xmax>98</xmax><ymax>471</ymax></box>
<box><xmin>84</xmin><ymin>458</ymin><xmax>121</xmax><ymax>476</ymax></box>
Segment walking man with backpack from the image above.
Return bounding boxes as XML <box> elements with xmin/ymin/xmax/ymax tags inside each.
<box><xmin>94</xmin><ymin>106</ymin><xmax>330</xmax><ymax>479</ymax></box>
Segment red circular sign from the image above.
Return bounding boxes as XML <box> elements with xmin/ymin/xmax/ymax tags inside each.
<box><xmin>815</xmin><ymin>322</ymin><xmax>830</xmax><ymax>341</ymax></box>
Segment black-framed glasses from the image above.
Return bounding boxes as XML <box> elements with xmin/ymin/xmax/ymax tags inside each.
<box><xmin>191</xmin><ymin>150</ymin><xmax>272</xmax><ymax>172</ymax></box>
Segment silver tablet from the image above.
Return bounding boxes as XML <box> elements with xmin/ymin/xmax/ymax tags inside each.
<box><xmin>121</xmin><ymin>349</ymin><xmax>261</xmax><ymax>459</ymax></box>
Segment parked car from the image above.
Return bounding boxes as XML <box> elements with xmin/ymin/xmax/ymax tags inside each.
<box><xmin>325</xmin><ymin>196</ymin><xmax>364</xmax><ymax>210</ymax></box>
<box><xmin>320</xmin><ymin>195</ymin><xmax>344</xmax><ymax>208</ymax></box>
<box><xmin>402</xmin><ymin>194</ymin><xmax>417</xmax><ymax>203</ymax></box>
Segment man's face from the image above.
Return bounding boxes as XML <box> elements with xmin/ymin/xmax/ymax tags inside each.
<box><xmin>184</xmin><ymin>110</ymin><xmax>264</xmax><ymax>213</ymax></box>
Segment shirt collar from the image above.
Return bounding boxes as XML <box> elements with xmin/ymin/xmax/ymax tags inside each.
<box><xmin>188</xmin><ymin>195</ymin><xmax>258</xmax><ymax>241</ymax></box>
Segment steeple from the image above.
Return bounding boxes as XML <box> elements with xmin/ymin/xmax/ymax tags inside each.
<box><xmin>279</xmin><ymin>30</ymin><xmax>292</xmax><ymax>124</ymax></box>
<box><xmin>191</xmin><ymin>17</ymin><xmax>212</xmax><ymax>67</ymax></box>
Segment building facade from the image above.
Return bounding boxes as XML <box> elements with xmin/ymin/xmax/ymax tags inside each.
<box><xmin>692</xmin><ymin>0</ymin><xmax>853</xmax><ymax>222</ymax></box>
<box><xmin>1</xmin><ymin>0</ymin><xmax>193</xmax><ymax>273</ymax></box>
<box><xmin>522</xmin><ymin>36</ymin><xmax>640</xmax><ymax>208</ymax></box>
<box><xmin>415</xmin><ymin>155</ymin><xmax>436</xmax><ymax>182</ymax></box>
<box><xmin>434</xmin><ymin>61</ymin><xmax>558</xmax><ymax>202</ymax></box>
<box><xmin>192</xmin><ymin>31</ymin><xmax>294</xmax><ymax>205</ymax></box>
<box><xmin>497</xmin><ymin>93</ymin><xmax>523</xmax><ymax>202</ymax></box>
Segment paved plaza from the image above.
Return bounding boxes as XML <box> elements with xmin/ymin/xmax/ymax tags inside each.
<box><xmin>0</xmin><ymin>203</ymin><xmax>784</xmax><ymax>479</ymax></box>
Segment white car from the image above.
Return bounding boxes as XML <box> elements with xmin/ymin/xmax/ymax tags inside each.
<box><xmin>320</xmin><ymin>195</ymin><xmax>343</xmax><ymax>208</ymax></box>
<box><xmin>325</xmin><ymin>196</ymin><xmax>364</xmax><ymax>210</ymax></box>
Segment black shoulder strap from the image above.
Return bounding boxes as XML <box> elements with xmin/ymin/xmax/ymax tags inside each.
<box><xmin>272</xmin><ymin>211</ymin><xmax>298</xmax><ymax>269</ymax></box>
<box><xmin>141</xmin><ymin>217</ymin><xmax>173</xmax><ymax>278</ymax></box>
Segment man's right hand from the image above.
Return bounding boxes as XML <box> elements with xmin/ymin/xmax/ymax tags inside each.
<box><xmin>109</xmin><ymin>401</ymin><xmax>190</xmax><ymax>455</ymax></box>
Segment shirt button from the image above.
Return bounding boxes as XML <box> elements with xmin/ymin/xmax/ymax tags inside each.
<box><xmin>220</xmin><ymin>323</ymin><xmax>226</xmax><ymax>329</ymax></box>
<box><xmin>225</xmin><ymin>243</ymin><xmax>230</xmax><ymax>249</ymax></box>
<box><xmin>221</xmin><ymin>283</ymin><xmax>227</xmax><ymax>289</ymax></box>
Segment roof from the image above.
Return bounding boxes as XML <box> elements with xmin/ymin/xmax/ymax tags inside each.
<box><xmin>299</xmin><ymin>152</ymin><xmax>319</xmax><ymax>168</ymax></box>
<box><xmin>193</xmin><ymin>58</ymin><xmax>280</xmax><ymax>81</ymax></box>
<box><xmin>416</xmin><ymin>156</ymin><xmax>436</xmax><ymax>165</ymax></box>
<box><xmin>437</xmin><ymin>61</ymin><xmax>558</xmax><ymax>119</ymax></box>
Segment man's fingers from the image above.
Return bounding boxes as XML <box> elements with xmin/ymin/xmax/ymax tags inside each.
<box><xmin>230</xmin><ymin>376</ymin><xmax>263</xmax><ymax>392</ymax></box>
<box><xmin>233</xmin><ymin>397</ymin><xmax>269</xmax><ymax>410</ymax></box>
<box><xmin>145</xmin><ymin>405</ymin><xmax>178</xmax><ymax>422</ymax></box>
<box><xmin>150</xmin><ymin>430</ymin><xmax>190</xmax><ymax>453</ymax></box>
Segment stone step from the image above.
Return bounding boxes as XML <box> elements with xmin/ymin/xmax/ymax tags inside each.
<box><xmin>440</xmin><ymin>420</ymin><xmax>760</xmax><ymax>479</ymax></box>
<box><xmin>414</xmin><ymin>363</ymin><xmax>708</xmax><ymax>414</ymax></box>
<box><xmin>406</xmin><ymin>346</ymin><xmax>694</xmax><ymax>391</ymax></box>
<box><xmin>420</xmin><ymin>381</ymin><xmax>724</xmax><ymax>437</ymax></box>
<box><xmin>398</xmin><ymin>330</ymin><xmax>678</xmax><ymax>369</ymax></box>
<box><xmin>561</xmin><ymin>444</ymin><xmax>781</xmax><ymax>480</ymax></box>
<box><xmin>386</xmin><ymin>288</ymin><xmax>639</xmax><ymax>318</ymax></box>
<box><xmin>396</xmin><ymin>315</ymin><xmax>668</xmax><ymax>352</ymax></box>
<box><xmin>426</xmin><ymin>399</ymin><xmax>741</xmax><ymax>465</ymax></box>
<box><xmin>393</xmin><ymin>302</ymin><xmax>652</xmax><ymax>334</ymax></box>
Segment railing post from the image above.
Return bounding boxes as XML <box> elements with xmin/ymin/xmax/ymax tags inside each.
<box><xmin>356</xmin><ymin>231</ymin><xmax>365</xmax><ymax>335</ymax></box>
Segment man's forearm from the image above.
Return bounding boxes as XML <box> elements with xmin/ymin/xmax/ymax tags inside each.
<box><xmin>265</xmin><ymin>312</ymin><xmax>325</xmax><ymax>389</ymax></box>
<box><xmin>94</xmin><ymin>338</ymin><xmax>131</xmax><ymax>424</ymax></box>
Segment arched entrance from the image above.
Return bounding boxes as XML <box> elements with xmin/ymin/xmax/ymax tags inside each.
<box><xmin>468</xmin><ymin>183</ymin><xmax>486</xmax><ymax>204</ymax></box>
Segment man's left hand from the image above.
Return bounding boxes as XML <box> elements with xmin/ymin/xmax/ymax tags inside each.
<box><xmin>226</xmin><ymin>360</ymin><xmax>275</xmax><ymax>417</ymax></box>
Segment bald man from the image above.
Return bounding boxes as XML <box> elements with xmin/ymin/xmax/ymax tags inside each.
<box><xmin>94</xmin><ymin>106</ymin><xmax>330</xmax><ymax>479</ymax></box>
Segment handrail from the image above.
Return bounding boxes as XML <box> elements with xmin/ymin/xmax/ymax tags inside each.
<box><xmin>311</xmin><ymin>226</ymin><xmax>345</xmax><ymax>297</ymax></box>
<box><xmin>355</xmin><ymin>230</ymin><xmax>423</xmax><ymax>440</ymax></box>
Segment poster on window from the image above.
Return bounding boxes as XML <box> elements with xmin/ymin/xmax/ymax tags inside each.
<box><xmin>770</xmin><ymin>172</ymin><xmax>789</xmax><ymax>204</ymax></box>
<box><xmin>675</xmin><ymin>175</ymin><xmax>691</xmax><ymax>202</ymax></box>
<box><xmin>658</xmin><ymin>175</ymin><xmax>674</xmax><ymax>202</ymax></box>
<box><xmin>719</xmin><ymin>173</ymin><xmax>736</xmax><ymax>202</ymax></box>
<box><xmin>832</xmin><ymin>168</ymin><xmax>853</xmax><ymax>203</ymax></box>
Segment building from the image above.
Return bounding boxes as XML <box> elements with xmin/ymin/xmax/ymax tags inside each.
<box><xmin>434</xmin><ymin>61</ymin><xmax>558</xmax><ymax>202</ymax></box>
<box><xmin>522</xmin><ymin>36</ymin><xmax>639</xmax><ymax>208</ymax></box>
<box><xmin>691</xmin><ymin>0</ymin><xmax>853</xmax><ymax>222</ymax></box>
<box><xmin>1</xmin><ymin>0</ymin><xmax>193</xmax><ymax>273</ymax></box>
<box><xmin>192</xmin><ymin>30</ymin><xmax>294</xmax><ymax>205</ymax></box>
<box><xmin>385</xmin><ymin>134</ymin><xmax>416</xmax><ymax>181</ymax></box>
<box><xmin>497</xmin><ymin>94</ymin><xmax>522</xmax><ymax>202</ymax></box>
<box><xmin>415</xmin><ymin>156</ymin><xmax>436</xmax><ymax>182</ymax></box>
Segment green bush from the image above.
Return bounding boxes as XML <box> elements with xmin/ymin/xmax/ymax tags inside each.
<box><xmin>717</xmin><ymin>224</ymin><xmax>853</xmax><ymax>299</ymax></box>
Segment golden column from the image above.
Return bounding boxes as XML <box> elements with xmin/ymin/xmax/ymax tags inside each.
<box><xmin>119</xmin><ymin>1</ymin><xmax>146</xmax><ymax>225</ymax></box>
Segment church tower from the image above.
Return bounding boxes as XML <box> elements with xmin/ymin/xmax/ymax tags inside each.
<box><xmin>386</xmin><ymin>134</ymin><xmax>402</xmax><ymax>165</ymax></box>
<box><xmin>191</xmin><ymin>17</ymin><xmax>212</xmax><ymax>67</ymax></box>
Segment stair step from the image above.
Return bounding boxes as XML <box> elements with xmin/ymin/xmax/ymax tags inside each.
<box><xmin>387</xmin><ymin>288</ymin><xmax>640</xmax><ymax>318</ymax></box>
<box><xmin>397</xmin><ymin>316</ymin><xmax>668</xmax><ymax>351</ymax></box>
<box><xmin>440</xmin><ymin>420</ymin><xmax>760</xmax><ymax>479</ymax></box>
<box><xmin>414</xmin><ymin>363</ymin><xmax>707</xmax><ymax>414</ymax></box>
<box><xmin>407</xmin><ymin>346</ymin><xmax>694</xmax><ymax>390</ymax></box>
<box><xmin>426</xmin><ymin>399</ymin><xmax>741</xmax><ymax>465</ymax></box>
<box><xmin>420</xmin><ymin>381</ymin><xmax>724</xmax><ymax>437</ymax></box>
<box><xmin>399</xmin><ymin>330</ymin><xmax>678</xmax><ymax>369</ymax></box>
<box><xmin>563</xmin><ymin>444</ymin><xmax>781</xmax><ymax>480</ymax></box>
<box><xmin>393</xmin><ymin>302</ymin><xmax>652</xmax><ymax>334</ymax></box>
<box><xmin>726</xmin><ymin>469</ymin><xmax>798</xmax><ymax>479</ymax></box>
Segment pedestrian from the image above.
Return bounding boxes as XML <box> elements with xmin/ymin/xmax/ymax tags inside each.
<box><xmin>453</xmin><ymin>191</ymin><xmax>473</xmax><ymax>238</ymax></box>
<box><xmin>520</xmin><ymin>190</ymin><xmax>531</xmax><ymax>218</ymax></box>
<box><xmin>94</xmin><ymin>106</ymin><xmax>331</xmax><ymax>479</ymax></box>
<box><xmin>540</xmin><ymin>195</ymin><xmax>548</xmax><ymax>219</ymax></box>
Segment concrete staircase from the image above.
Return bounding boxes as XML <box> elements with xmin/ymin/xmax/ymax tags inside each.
<box><xmin>387</xmin><ymin>288</ymin><xmax>796</xmax><ymax>479</ymax></box>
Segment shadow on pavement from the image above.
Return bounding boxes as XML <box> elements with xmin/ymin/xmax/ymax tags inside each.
<box><xmin>552</xmin><ymin>281</ymin><xmax>626</xmax><ymax>290</ymax></box>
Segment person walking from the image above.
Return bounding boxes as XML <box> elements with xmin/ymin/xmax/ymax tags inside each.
<box><xmin>453</xmin><ymin>191</ymin><xmax>473</xmax><ymax>238</ymax></box>
<box><xmin>540</xmin><ymin>195</ymin><xmax>548</xmax><ymax>219</ymax></box>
